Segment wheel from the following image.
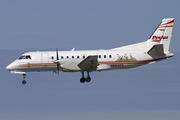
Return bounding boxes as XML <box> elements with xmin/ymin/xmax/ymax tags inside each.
<box><xmin>23</xmin><ymin>74</ymin><xmax>26</xmax><ymax>79</ymax></box>
<box><xmin>80</xmin><ymin>78</ymin><xmax>85</xmax><ymax>83</ymax></box>
<box><xmin>85</xmin><ymin>77</ymin><xmax>91</xmax><ymax>82</ymax></box>
<box><xmin>22</xmin><ymin>80</ymin><xmax>27</xmax><ymax>84</ymax></box>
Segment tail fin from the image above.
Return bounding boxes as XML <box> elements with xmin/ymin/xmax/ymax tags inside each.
<box><xmin>147</xmin><ymin>18</ymin><xmax>174</xmax><ymax>54</ymax></box>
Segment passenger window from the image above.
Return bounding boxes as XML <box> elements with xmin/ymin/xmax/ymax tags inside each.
<box><xmin>104</xmin><ymin>55</ymin><xmax>106</xmax><ymax>58</ymax></box>
<box><xmin>99</xmin><ymin>55</ymin><xmax>101</xmax><ymax>58</ymax></box>
<box><xmin>109</xmin><ymin>55</ymin><xmax>112</xmax><ymax>58</ymax></box>
<box><xmin>77</xmin><ymin>56</ymin><xmax>79</xmax><ymax>59</ymax></box>
<box><xmin>83</xmin><ymin>56</ymin><xmax>85</xmax><ymax>59</ymax></box>
<box><xmin>51</xmin><ymin>56</ymin><xmax>54</xmax><ymax>59</ymax></box>
<box><xmin>72</xmin><ymin>56</ymin><xmax>74</xmax><ymax>58</ymax></box>
<box><xmin>61</xmin><ymin>56</ymin><xmax>63</xmax><ymax>59</ymax></box>
<box><xmin>67</xmin><ymin>56</ymin><xmax>69</xmax><ymax>58</ymax></box>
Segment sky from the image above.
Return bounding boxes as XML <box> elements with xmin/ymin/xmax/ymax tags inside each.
<box><xmin>1</xmin><ymin>0</ymin><xmax>180</xmax><ymax>120</ymax></box>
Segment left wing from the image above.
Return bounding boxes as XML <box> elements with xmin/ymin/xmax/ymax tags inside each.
<box><xmin>78</xmin><ymin>55</ymin><xmax>99</xmax><ymax>71</ymax></box>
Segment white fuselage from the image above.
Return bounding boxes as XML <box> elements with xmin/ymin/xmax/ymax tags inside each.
<box><xmin>6</xmin><ymin>49</ymin><xmax>173</xmax><ymax>73</ymax></box>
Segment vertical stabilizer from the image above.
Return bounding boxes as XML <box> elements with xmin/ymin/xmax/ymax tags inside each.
<box><xmin>146</xmin><ymin>18</ymin><xmax>174</xmax><ymax>53</ymax></box>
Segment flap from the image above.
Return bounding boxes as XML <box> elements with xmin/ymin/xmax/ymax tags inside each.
<box><xmin>78</xmin><ymin>55</ymin><xmax>99</xmax><ymax>71</ymax></box>
<box><xmin>147</xmin><ymin>44</ymin><xmax>165</xmax><ymax>55</ymax></box>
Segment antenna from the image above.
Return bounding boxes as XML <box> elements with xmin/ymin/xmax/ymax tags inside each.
<box><xmin>71</xmin><ymin>48</ymin><xmax>75</xmax><ymax>51</ymax></box>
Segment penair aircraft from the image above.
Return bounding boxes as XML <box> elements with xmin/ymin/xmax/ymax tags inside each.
<box><xmin>6</xmin><ymin>18</ymin><xmax>174</xmax><ymax>84</ymax></box>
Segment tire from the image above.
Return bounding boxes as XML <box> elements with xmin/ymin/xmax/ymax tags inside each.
<box><xmin>85</xmin><ymin>77</ymin><xmax>91</xmax><ymax>82</ymax></box>
<box><xmin>22</xmin><ymin>80</ymin><xmax>27</xmax><ymax>84</ymax></box>
<box><xmin>80</xmin><ymin>78</ymin><xmax>85</xmax><ymax>83</ymax></box>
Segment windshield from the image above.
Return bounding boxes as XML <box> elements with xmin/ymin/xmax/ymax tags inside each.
<box><xmin>18</xmin><ymin>55</ymin><xmax>25</xmax><ymax>60</ymax></box>
<box><xmin>25</xmin><ymin>55</ymin><xmax>31</xmax><ymax>59</ymax></box>
<box><xmin>18</xmin><ymin>55</ymin><xmax>31</xmax><ymax>60</ymax></box>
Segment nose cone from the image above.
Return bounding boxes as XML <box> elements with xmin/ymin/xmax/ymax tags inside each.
<box><xmin>6</xmin><ymin>64</ymin><xmax>13</xmax><ymax>71</ymax></box>
<box><xmin>6</xmin><ymin>60</ymin><xmax>18</xmax><ymax>71</ymax></box>
<box><xmin>6</xmin><ymin>61</ymin><xmax>17</xmax><ymax>71</ymax></box>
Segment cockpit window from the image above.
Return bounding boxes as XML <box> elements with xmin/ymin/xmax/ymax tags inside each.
<box><xmin>18</xmin><ymin>55</ymin><xmax>31</xmax><ymax>60</ymax></box>
<box><xmin>18</xmin><ymin>55</ymin><xmax>25</xmax><ymax>60</ymax></box>
<box><xmin>25</xmin><ymin>55</ymin><xmax>31</xmax><ymax>59</ymax></box>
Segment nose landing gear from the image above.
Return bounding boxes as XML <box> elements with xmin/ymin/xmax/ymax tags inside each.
<box><xmin>22</xmin><ymin>74</ymin><xmax>27</xmax><ymax>84</ymax></box>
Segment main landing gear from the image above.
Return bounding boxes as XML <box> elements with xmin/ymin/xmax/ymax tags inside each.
<box><xmin>22</xmin><ymin>74</ymin><xmax>27</xmax><ymax>84</ymax></box>
<box><xmin>80</xmin><ymin>71</ymin><xmax>91</xmax><ymax>83</ymax></box>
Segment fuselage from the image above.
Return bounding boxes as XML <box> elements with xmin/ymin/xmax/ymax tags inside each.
<box><xmin>6</xmin><ymin>49</ymin><xmax>173</xmax><ymax>73</ymax></box>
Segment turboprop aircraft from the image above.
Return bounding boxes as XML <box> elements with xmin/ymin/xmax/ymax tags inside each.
<box><xmin>6</xmin><ymin>18</ymin><xmax>174</xmax><ymax>84</ymax></box>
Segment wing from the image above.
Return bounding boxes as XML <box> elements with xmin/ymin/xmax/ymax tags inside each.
<box><xmin>78</xmin><ymin>55</ymin><xmax>99</xmax><ymax>71</ymax></box>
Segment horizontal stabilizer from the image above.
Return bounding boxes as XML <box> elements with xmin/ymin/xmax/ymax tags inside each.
<box><xmin>147</xmin><ymin>44</ymin><xmax>165</xmax><ymax>55</ymax></box>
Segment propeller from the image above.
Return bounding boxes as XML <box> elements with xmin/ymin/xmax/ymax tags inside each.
<box><xmin>56</xmin><ymin>48</ymin><xmax>60</xmax><ymax>75</ymax></box>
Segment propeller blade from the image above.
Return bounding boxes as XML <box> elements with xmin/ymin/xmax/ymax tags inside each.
<box><xmin>56</xmin><ymin>48</ymin><xmax>59</xmax><ymax>60</ymax></box>
<box><xmin>57</xmin><ymin>63</ymin><xmax>59</xmax><ymax>75</ymax></box>
<box><xmin>56</xmin><ymin>48</ymin><xmax>60</xmax><ymax>75</ymax></box>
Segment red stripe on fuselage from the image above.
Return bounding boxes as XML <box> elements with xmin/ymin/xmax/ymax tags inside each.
<box><xmin>14</xmin><ymin>56</ymin><xmax>173</xmax><ymax>68</ymax></box>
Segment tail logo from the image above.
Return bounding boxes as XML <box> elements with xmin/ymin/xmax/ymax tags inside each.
<box><xmin>159</xmin><ymin>19</ymin><xmax>174</xmax><ymax>28</ymax></box>
<box><xmin>152</xmin><ymin>35</ymin><xmax>168</xmax><ymax>42</ymax></box>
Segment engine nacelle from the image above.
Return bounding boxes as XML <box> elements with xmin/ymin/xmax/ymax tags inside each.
<box><xmin>60</xmin><ymin>59</ymin><xmax>83</xmax><ymax>71</ymax></box>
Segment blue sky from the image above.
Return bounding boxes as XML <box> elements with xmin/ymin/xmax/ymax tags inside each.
<box><xmin>1</xmin><ymin>0</ymin><xmax>180</xmax><ymax>120</ymax></box>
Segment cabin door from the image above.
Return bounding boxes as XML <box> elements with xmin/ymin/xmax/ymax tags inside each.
<box><xmin>42</xmin><ymin>53</ymin><xmax>49</xmax><ymax>67</ymax></box>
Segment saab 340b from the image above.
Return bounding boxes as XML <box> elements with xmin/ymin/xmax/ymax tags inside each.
<box><xmin>6</xmin><ymin>18</ymin><xmax>174</xmax><ymax>84</ymax></box>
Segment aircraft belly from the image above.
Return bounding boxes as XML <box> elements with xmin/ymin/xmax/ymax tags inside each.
<box><xmin>97</xmin><ymin>63</ymin><xmax>146</xmax><ymax>71</ymax></box>
<box><xmin>28</xmin><ymin>67</ymin><xmax>56</xmax><ymax>72</ymax></box>
<box><xmin>97</xmin><ymin>64</ymin><xmax>111</xmax><ymax>71</ymax></box>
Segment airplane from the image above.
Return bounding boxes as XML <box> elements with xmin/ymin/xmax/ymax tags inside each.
<box><xmin>6</xmin><ymin>18</ymin><xmax>174</xmax><ymax>84</ymax></box>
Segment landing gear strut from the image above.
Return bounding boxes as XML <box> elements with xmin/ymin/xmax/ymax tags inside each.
<box><xmin>22</xmin><ymin>74</ymin><xmax>27</xmax><ymax>84</ymax></box>
<box><xmin>85</xmin><ymin>71</ymin><xmax>91</xmax><ymax>82</ymax></box>
<box><xmin>80</xmin><ymin>71</ymin><xmax>85</xmax><ymax>83</ymax></box>
<box><xmin>80</xmin><ymin>71</ymin><xmax>91</xmax><ymax>83</ymax></box>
